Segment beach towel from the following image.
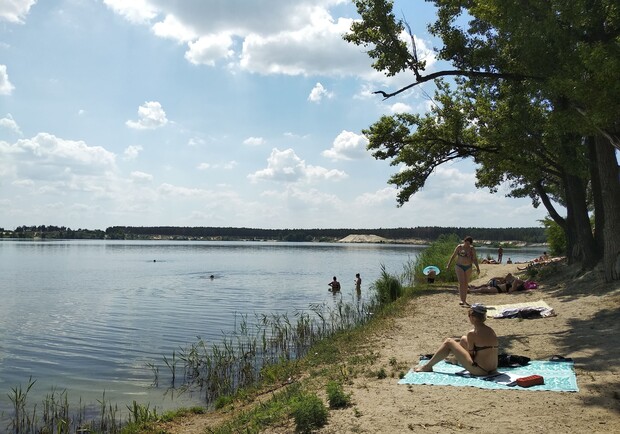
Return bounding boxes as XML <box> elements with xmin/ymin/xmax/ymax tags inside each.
<box><xmin>398</xmin><ymin>360</ymin><xmax>578</xmax><ymax>392</ymax></box>
<box><xmin>486</xmin><ymin>299</ymin><xmax>555</xmax><ymax>318</ymax></box>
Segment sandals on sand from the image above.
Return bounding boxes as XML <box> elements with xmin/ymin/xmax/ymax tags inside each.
<box><xmin>459</xmin><ymin>301</ymin><xmax>471</xmax><ymax>307</ymax></box>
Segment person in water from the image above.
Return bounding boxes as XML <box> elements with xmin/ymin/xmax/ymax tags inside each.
<box><xmin>328</xmin><ymin>276</ymin><xmax>341</xmax><ymax>291</ymax></box>
<box><xmin>447</xmin><ymin>236</ymin><xmax>480</xmax><ymax>307</ymax></box>
<box><xmin>354</xmin><ymin>273</ymin><xmax>362</xmax><ymax>292</ymax></box>
<box><xmin>415</xmin><ymin>304</ymin><xmax>498</xmax><ymax>376</ymax></box>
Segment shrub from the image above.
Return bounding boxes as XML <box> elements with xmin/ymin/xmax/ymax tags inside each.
<box><xmin>373</xmin><ymin>265</ymin><xmax>403</xmax><ymax>304</ymax></box>
<box><xmin>541</xmin><ymin>217</ymin><xmax>567</xmax><ymax>257</ymax></box>
<box><xmin>291</xmin><ymin>393</ymin><xmax>328</xmax><ymax>433</ymax></box>
<box><xmin>413</xmin><ymin>234</ymin><xmax>460</xmax><ymax>283</ymax></box>
<box><xmin>326</xmin><ymin>381</ymin><xmax>351</xmax><ymax>409</ymax></box>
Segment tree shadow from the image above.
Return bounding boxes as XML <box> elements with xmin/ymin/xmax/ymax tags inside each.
<box><xmin>498</xmin><ymin>303</ymin><xmax>620</xmax><ymax>412</ymax></box>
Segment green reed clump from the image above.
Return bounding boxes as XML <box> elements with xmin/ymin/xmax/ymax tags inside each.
<box><xmin>4</xmin><ymin>384</ymin><xmax>132</xmax><ymax>434</ymax></box>
<box><xmin>7</xmin><ymin>376</ymin><xmax>36</xmax><ymax>433</ymax></box>
<box><xmin>155</xmin><ymin>296</ymin><xmax>381</xmax><ymax>407</ymax></box>
<box><xmin>413</xmin><ymin>233</ymin><xmax>461</xmax><ymax>283</ymax></box>
<box><xmin>372</xmin><ymin>264</ymin><xmax>403</xmax><ymax>304</ymax></box>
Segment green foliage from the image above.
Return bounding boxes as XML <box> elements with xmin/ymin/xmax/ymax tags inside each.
<box><xmin>291</xmin><ymin>393</ymin><xmax>328</xmax><ymax>433</ymax></box>
<box><xmin>413</xmin><ymin>234</ymin><xmax>460</xmax><ymax>283</ymax></box>
<box><xmin>326</xmin><ymin>381</ymin><xmax>351</xmax><ymax>409</ymax></box>
<box><xmin>541</xmin><ymin>217</ymin><xmax>568</xmax><ymax>257</ymax></box>
<box><xmin>343</xmin><ymin>0</ymin><xmax>417</xmax><ymax>77</ymax></box>
<box><xmin>376</xmin><ymin>368</ymin><xmax>387</xmax><ymax>379</ymax></box>
<box><xmin>344</xmin><ymin>0</ymin><xmax>619</xmax><ymax>273</ymax></box>
<box><xmin>372</xmin><ymin>264</ymin><xmax>403</xmax><ymax>304</ymax></box>
<box><xmin>214</xmin><ymin>395</ymin><xmax>234</xmax><ymax>410</ymax></box>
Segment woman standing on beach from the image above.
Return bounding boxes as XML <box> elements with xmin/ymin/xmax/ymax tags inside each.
<box><xmin>447</xmin><ymin>236</ymin><xmax>480</xmax><ymax>307</ymax></box>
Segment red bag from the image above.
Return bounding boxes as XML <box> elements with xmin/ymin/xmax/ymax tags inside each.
<box><xmin>516</xmin><ymin>375</ymin><xmax>544</xmax><ymax>387</ymax></box>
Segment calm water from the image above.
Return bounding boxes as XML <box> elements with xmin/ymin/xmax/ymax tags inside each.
<box><xmin>0</xmin><ymin>240</ymin><xmax>544</xmax><ymax>417</ymax></box>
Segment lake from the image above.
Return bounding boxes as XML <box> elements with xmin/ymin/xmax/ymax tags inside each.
<box><xmin>0</xmin><ymin>240</ymin><xmax>544</xmax><ymax>417</ymax></box>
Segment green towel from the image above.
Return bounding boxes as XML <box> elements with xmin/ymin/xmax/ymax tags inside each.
<box><xmin>398</xmin><ymin>360</ymin><xmax>578</xmax><ymax>392</ymax></box>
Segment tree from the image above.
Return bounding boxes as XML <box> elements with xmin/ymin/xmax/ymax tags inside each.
<box><xmin>345</xmin><ymin>0</ymin><xmax>619</xmax><ymax>280</ymax></box>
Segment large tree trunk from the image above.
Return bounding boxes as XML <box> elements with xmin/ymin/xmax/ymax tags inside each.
<box><xmin>594</xmin><ymin>135</ymin><xmax>620</xmax><ymax>281</ymax></box>
<box><xmin>563</xmin><ymin>172</ymin><xmax>598</xmax><ymax>268</ymax></box>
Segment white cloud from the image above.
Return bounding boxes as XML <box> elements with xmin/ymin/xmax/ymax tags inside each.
<box><xmin>103</xmin><ymin>0</ymin><xmax>158</xmax><ymax>24</ymax></box>
<box><xmin>130</xmin><ymin>171</ymin><xmax>153</xmax><ymax>182</ymax></box>
<box><xmin>0</xmin><ymin>133</ymin><xmax>117</xmax><ymax>191</ymax></box>
<box><xmin>185</xmin><ymin>33</ymin><xmax>235</xmax><ymax>66</ymax></box>
<box><xmin>243</xmin><ymin>136</ymin><xmax>265</xmax><ymax>146</ymax></box>
<box><xmin>157</xmin><ymin>183</ymin><xmax>211</xmax><ymax>198</ymax></box>
<box><xmin>308</xmin><ymin>82</ymin><xmax>333</xmax><ymax>103</ymax></box>
<box><xmin>389</xmin><ymin>102</ymin><xmax>412</xmax><ymax>114</ymax></box>
<box><xmin>0</xmin><ymin>0</ymin><xmax>36</xmax><ymax>23</ymax></box>
<box><xmin>356</xmin><ymin>187</ymin><xmax>397</xmax><ymax>206</ymax></box>
<box><xmin>104</xmin><ymin>1</ymin><xmax>375</xmax><ymax>77</ymax></box>
<box><xmin>248</xmin><ymin>147</ymin><xmax>347</xmax><ymax>183</ymax></box>
<box><xmin>126</xmin><ymin>101</ymin><xmax>168</xmax><ymax>130</ymax></box>
<box><xmin>0</xmin><ymin>113</ymin><xmax>22</xmax><ymax>135</ymax></box>
<box><xmin>152</xmin><ymin>14</ymin><xmax>197</xmax><ymax>42</ymax></box>
<box><xmin>322</xmin><ymin>130</ymin><xmax>369</xmax><ymax>161</ymax></box>
<box><xmin>0</xmin><ymin>65</ymin><xmax>15</xmax><ymax>95</ymax></box>
<box><xmin>187</xmin><ymin>137</ymin><xmax>205</xmax><ymax>146</ymax></box>
<box><xmin>239</xmin><ymin>14</ymin><xmax>369</xmax><ymax>76</ymax></box>
<box><xmin>197</xmin><ymin>160</ymin><xmax>237</xmax><ymax>170</ymax></box>
<box><xmin>123</xmin><ymin>145</ymin><xmax>143</xmax><ymax>160</ymax></box>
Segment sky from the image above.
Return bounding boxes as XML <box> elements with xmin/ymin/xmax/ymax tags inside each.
<box><xmin>0</xmin><ymin>0</ymin><xmax>554</xmax><ymax>231</ymax></box>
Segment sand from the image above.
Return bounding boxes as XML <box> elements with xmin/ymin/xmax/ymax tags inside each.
<box><xmin>158</xmin><ymin>262</ymin><xmax>620</xmax><ymax>433</ymax></box>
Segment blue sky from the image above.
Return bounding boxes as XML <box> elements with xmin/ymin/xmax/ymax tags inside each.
<box><xmin>0</xmin><ymin>0</ymin><xmax>552</xmax><ymax>231</ymax></box>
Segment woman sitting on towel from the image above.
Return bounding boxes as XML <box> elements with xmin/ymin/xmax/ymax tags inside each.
<box><xmin>415</xmin><ymin>304</ymin><xmax>498</xmax><ymax>376</ymax></box>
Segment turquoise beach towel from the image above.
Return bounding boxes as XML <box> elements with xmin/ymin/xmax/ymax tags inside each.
<box><xmin>398</xmin><ymin>360</ymin><xmax>578</xmax><ymax>392</ymax></box>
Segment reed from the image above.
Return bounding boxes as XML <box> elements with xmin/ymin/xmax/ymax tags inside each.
<box><xmin>4</xmin><ymin>384</ymin><xmax>128</xmax><ymax>434</ymax></box>
<box><xmin>151</xmin><ymin>293</ymin><xmax>386</xmax><ymax>407</ymax></box>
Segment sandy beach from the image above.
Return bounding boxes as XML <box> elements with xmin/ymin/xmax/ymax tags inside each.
<box><xmin>159</xmin><ymin>262</ymin><xmax>620</xmax><ymax>433</ymax></box>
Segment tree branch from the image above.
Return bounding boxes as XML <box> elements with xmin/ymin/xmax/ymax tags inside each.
<box><xmin>374</xmin><ymin>70</ymin><xmax>543</xmax><ymax>100</ymax></box>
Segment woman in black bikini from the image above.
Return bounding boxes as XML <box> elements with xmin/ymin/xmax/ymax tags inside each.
<box><xmin>469</xmin><ymin>273</ymin><xmax>528</xmax><ymax>294</ymax></box>
<box><xmin>415</xmin><ymin>304</ymin><xmax>498</xmax><ymax>376</ymax></box>
<box><xmin>447</xmin><ymin>236</ymin><xmax>480</xmax><ymax>307</ymax></box>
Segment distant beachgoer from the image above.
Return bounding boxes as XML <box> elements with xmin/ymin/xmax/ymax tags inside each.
<box><xmin>506</xmin><ymin>258</ymin><xmax>513</xmax><ymax>264</ymax></box>
<box><xmin>210</xmin><ymin>274</ymin><xmax>215</xmax><ymax>279</ymax></box>
<box><xmin>414</xmin><ymin>304</ymin><xmax>498</xmax><ymax>375</ymax></box>
<box><xmin>497</xmin><ymin>246</ymin><xmax>504</xmax><ymax>263</ymax></box>
<box><xmin>447</xmin><ymin>236</ymin><xmax>480</xmax><ymax>307</ymax></box>
<box><xmin>328</xmin><ymin>276</ymin><xmax>341</xmax><ymax>292</ymax></box>
<box><xmin>355</xmin><ymin>273</ymin><xmax>362</xmax><ymax>292</ymax></box>
<box><xmin>426</xmin><ymin>269</ymin><xmax>437</xmax><ymax>284</ymax></box>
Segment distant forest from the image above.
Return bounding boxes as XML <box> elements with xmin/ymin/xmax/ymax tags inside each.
<box><xmin>1</xmin><ymin>225</ymin><xmax>546</xmax><ymax>243</ymax></box>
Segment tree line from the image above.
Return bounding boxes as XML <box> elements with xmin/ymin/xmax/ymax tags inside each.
<box><xmin>345</xmin><ymin>0</ymin><xmax>619</xmax><ymax>281</ymax></box>
<box><xmin>2</xmin><ymin>225</ymin><xmax>545</xmax><ymax>243</ymax></box>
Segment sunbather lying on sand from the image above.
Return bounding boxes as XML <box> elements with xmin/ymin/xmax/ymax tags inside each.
<box><xmin>469</xmin><ymin>273</ymin><xmax>534</xmax><ymax>294</ymax></box>
<box><xmin>517</xmin><ymin>256</ymin><xmax>566</xmax><ymax>270</ymax></box>
<box><xmin>414</xmin><ymin>304</ymin><xmax>498</xmax><ymax>376</ymax></box>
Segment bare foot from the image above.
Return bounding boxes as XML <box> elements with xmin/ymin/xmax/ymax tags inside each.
<box><xmin>414</xmin><ymin>365</ymin><xmax>433</xmax><ymax>372</ymax></box>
